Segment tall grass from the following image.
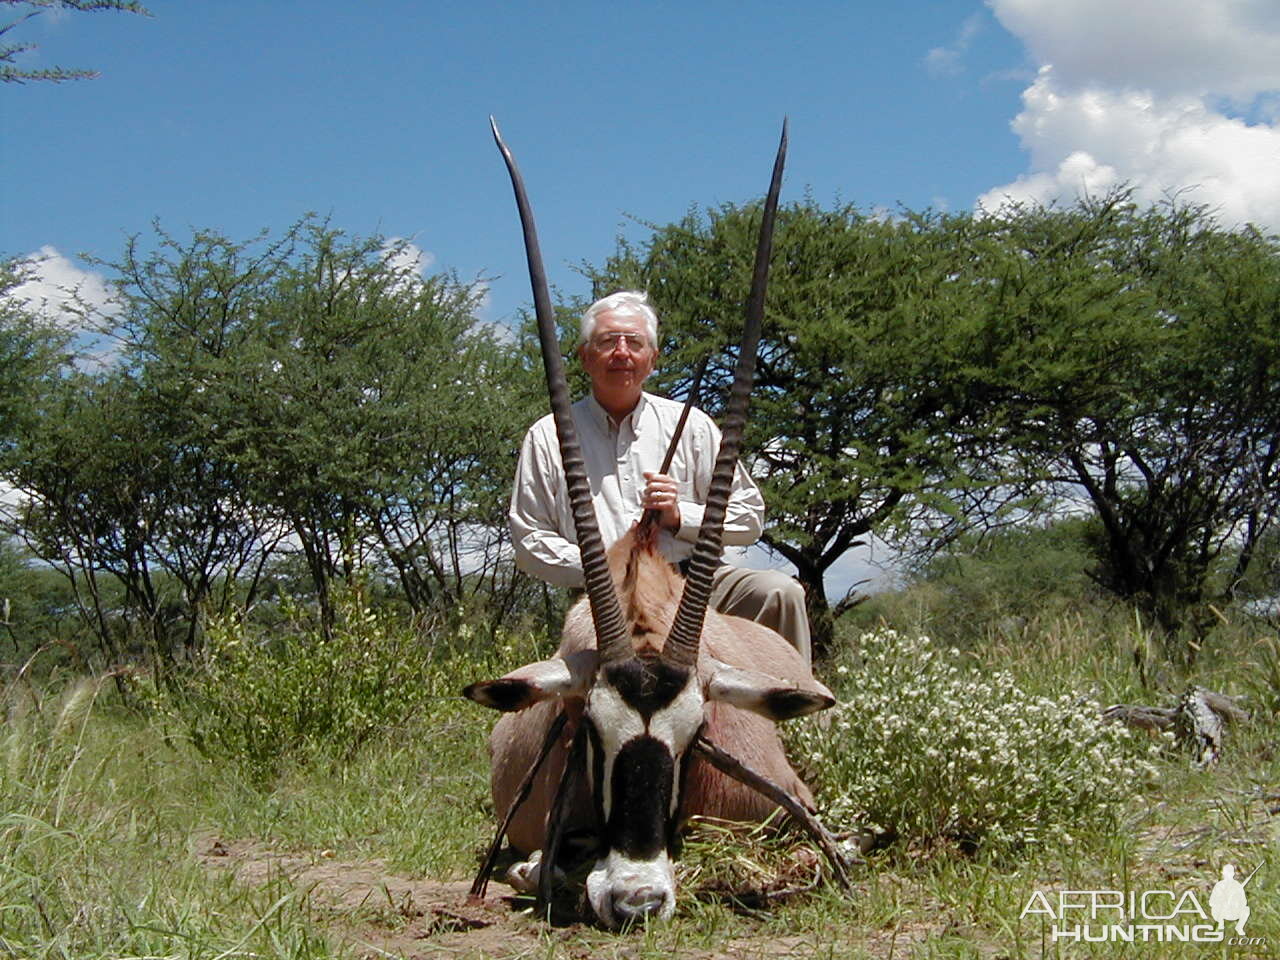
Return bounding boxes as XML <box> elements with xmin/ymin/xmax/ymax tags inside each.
<box><xmin>1</xmin><ymin>566</ymin><xmax>1276</xmax><ymax>958</ymax></box>
<box><xmin>0</xmin><ymin>676</ymin><xmax>336</xmax><ymax>957</ymax></box>
<box><xmin>0</xmin><ymin>643</ymin><xmax>501</xmax><ymax>958</ymax></box>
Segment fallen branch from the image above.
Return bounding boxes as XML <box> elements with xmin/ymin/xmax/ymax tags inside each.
<box><xmin>1104</xmin><ymin>686</ymin><xmax>1250</xmax><ymax>767</ymax></box>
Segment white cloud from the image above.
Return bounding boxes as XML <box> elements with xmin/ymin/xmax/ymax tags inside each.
<box><xmin>7</xmin><ymin>246</ymin><xmax>116</xmax><ymax>332</ymax></box>
<box><xmin>380</xmin><ymin>238</ymin><xmax>435</xmax><ymax>280</ymax></box>
<box><xmin>5</xmin><ymin>247</ymin><xmax>123</xmax><ymax>369</ymax></box>
<box><xmin>980</xmin><ymin>0</ymin><xmax>1280</xmax><ymax>230</ymax></box>
<box><xmin>925</xmin><ymin>13</ymin><xmax>986</xmax><ymax>77</ymax></box>
<box><xmin>991</xmin><ymin>0</ymin><xmax>1280</xmax><ymax>98</ymax></box>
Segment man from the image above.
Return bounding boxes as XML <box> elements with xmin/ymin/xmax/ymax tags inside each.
<box><xmin>509</xmin><ymin>290</ymin><xmax>811</xmax><ymax>663</ymax></box>
<box><xmin>1209</xmin><ymin>864</ymin><xmax>1250</xmax><ymax>936</ymax></box>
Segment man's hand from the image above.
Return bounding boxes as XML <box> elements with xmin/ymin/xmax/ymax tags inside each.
<box><xmin>642</xmin><ymin>471</ymin><xmax>682</xmax><ymax>531</ymax></box>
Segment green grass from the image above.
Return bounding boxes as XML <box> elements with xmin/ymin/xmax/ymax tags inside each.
<box><xmin>0</xmin><ymin>666</ymin><xmax>494</xmax><ymax>959</ymax></box>
<box><xmin>2</xmin><ymin>607</ymin><xmax>1278</xmax><ymax>959</ymax></box>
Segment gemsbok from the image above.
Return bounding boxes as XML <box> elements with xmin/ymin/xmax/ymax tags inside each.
<box><xmin>464</xmin><ymin>119</ymin><xmax>848</xmax><ymax>929</ymax></box>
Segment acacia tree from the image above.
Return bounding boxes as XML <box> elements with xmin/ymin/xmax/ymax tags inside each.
<box><xmin>9</xmin><ymin>371</ymin><xmax>181</xmax><ymax>669</ymax></box>
<box><xmin>584</xmin><ymin>194</ymin><xmax>1280</xmax><ymax>659</ymax></box>
<box><xmin>962</xmin><ymin>194</ymin><xmax>1280</xmax><ymax>656</ymax></box>
<box><xmin>5</xmin><ymin>220</ymin><xmax>539</xmax><ymax>670</ymax></box>
<box><xmin>104</xmin><ymin>225</ymin><xmax>299</xmax><ymax>654</ymax></box>
<box><xmin>584</xmin><ymin>201</ymin><xmax>1003</xmax><ymax>654</ymax></box>
<box><xmin>220</xmin><ymin>224</ymin><xmax>537</xmax><ymax>630</ymax></box>
<box><xmin>4</xmin><ymin>230</ymin><xmax>291</xmax><ymax>673</ymax></box>
<box><xmin>1</xmin><ymin>0</ymin><xmax>149</xmax><ymax>84</ymax></box>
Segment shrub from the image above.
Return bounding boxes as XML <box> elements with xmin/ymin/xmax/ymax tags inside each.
<box><xmin>156</xmin><ymin>584</ymin><xmax>448</xmax><ymax>780</ymax></box>
<box><xmin>791</xmin><ymin>628</ymin><xmax>1161</xmax><ymax>855</ymax></box>
<box><xmin>853</xmin><ymin>517</ymin><xmax>1107</xmax><ymax>650</ymax></box>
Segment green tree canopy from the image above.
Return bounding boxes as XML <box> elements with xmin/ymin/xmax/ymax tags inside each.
<box><xmin>584</xmin><ymin>193</ymin><xmax>1280</xmax><ymax>659</ymax></box>
<box><xmin>3</xmin><ymin>219</ymin><xmax>539</xmax><ymax>670</ymax></box>
<box><xmin>584</xmin><ymin>200</ymin><xmax>1005</xmax><ymax>653</ymax></box>
<box><xmin>966</xmin><ymin>195</ymin><xmax>1280</xmax><ymax>652</ymax></box>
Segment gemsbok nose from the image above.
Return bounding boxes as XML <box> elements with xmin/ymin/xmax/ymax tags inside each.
<box><xmin>611</xmin><ymin>884</ymin><xmax>671</xmax><ymax>924</ymax></box>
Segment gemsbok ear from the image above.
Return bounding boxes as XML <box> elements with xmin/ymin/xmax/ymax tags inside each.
<box><xmin>463</xmin><ymin>649</ymin><xmax>599</xmax><ymax>712</ymax></box>
<box><xmin>703</xmin><ymin>658</ymin><xmax>835</xmax><ymax>721</ymax></box>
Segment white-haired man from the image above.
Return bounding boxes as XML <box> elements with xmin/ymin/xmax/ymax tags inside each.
<box><xmin>509</xmin><ymin>290</ymin><xmax>811</xmax><ymax>663</ymax></box>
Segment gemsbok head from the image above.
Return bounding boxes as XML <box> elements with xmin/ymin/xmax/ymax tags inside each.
<box><xmin>464</xmin><ymin>119</ymin><xmax>846</xmax><ymax>929</ymax></box>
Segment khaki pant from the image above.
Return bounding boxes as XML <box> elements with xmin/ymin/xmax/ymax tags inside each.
<box><xmin>708</xmin><ymin>564</ymin><xmax>811</xmax><ymax>665</ymax></box>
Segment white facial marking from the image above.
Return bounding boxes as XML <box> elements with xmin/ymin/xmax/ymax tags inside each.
<box><xmin>586</xmin><ymin>682</ymin><xmax>647</xmax><ymax>822</ymax></box>
<box><xmin>581</xmin><ymin>658</ymin><xmax>706</xmax><ymax>928</ymax></box>
<box><xmin>644</xmin><ymin>679</ymin><xmax>704</xmax><ymax>815</ymax></box>
<box><xmin>586</xmin><ymin>850</ymin><xmax>676</xmax><ymax>929</ymax></box>
<box><xmin>586</xmin><ymin>663</ymin><xmax>705</xmax><ymax>819</ymax></box>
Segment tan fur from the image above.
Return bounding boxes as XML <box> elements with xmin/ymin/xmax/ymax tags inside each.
<box><xmin>490</xmin><ymin>529</ymin><xmax>822</xmax><ymax>855</ymax></box>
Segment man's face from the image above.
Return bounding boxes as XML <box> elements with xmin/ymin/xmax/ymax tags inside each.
<box><xmin>579</xmin><ymin>309</ymin><xmax>656</xmax><ymax>400</ymax></box>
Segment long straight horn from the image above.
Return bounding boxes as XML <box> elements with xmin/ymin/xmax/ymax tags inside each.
<box><xmin>491</xmin><ymin>117</ymin><xmax>631</xmax><ymax>663</ymax></box>
<box><xmin>663</xmin><ymin>120</ymin><xmax>787</xmax><ymax>667</ymax></box>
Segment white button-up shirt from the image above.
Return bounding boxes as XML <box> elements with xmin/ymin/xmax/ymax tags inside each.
<box><xmin>509</xmin><ymin>391</ymin><xmax>766</xmax><ymax>588</ymax></box>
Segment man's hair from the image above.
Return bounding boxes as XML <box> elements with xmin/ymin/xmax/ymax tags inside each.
<box><xmin>581</xmin><ymin>291</ymin><xmax>659</xmax><ymax>348</ymax></box>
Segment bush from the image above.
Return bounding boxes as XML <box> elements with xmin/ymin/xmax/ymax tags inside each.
<box><xmin>791</xmin><ymin>629</ymin><xmax>1161</xmax><ymax>855</ymax></box>
<box><xmin>858</xmin><ymin>517</ymin><xmax>1106</xmax><ymax>649</ymax></box>
<box><xmin>0</xmin><ymin>536</ymin><xmax>95</xmax><ymax>673</ymax></box>
<box><xmin>156</xmin><ymin>584</ymin><xmax>447</xmax><ymax>781</ymax></box>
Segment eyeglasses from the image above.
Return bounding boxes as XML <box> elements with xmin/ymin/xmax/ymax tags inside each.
<box><xmin>588</xmin><ymin>332</ymin><xmax>650</xmax><ymax>352</ymax></box>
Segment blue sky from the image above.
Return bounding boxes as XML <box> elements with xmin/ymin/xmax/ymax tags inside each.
<box><xmin>5</xmin><ymin>1</ymin><xmax>1278</xmax><ymax>326</ymax></box>
<box><xmin>4</xmin><ymin>0</ymin><xmax>1279</xmax><ymax>591</ymax></box>
<box><xmin>0</xmin><ymin>1</ymin><xmax>1046</xmax><ymax>326</ymax></box>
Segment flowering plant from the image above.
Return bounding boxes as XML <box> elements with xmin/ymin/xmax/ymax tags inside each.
<box><xmin>790</xmin><ymin>629</ymin><xmax>1161</xmax><ymax>854</ymax></box>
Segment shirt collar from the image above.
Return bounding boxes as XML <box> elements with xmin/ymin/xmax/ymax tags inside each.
<box><xmin>584</xmin><ymin>390</ymin><xmax>650</xmax><ymax>436</ymax></box>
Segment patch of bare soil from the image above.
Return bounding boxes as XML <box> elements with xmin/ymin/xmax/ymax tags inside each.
<box><xmin>195</xmin><ymin>834</ymin><xmax>926</xmax><ymax>959</ymax></box>
<box><xmin>198</xmin><ymin>836</ymin><xmax>542</xmax><ymax>959</ymax></box>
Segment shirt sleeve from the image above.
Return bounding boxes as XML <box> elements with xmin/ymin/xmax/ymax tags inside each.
<box><xmin>508</xmin><ymin>423</ymin><xmax>586</xmax><ymax>588</ymax></box>
<box><xmin>673</xmin><ymin>413</ymin><xmax>765</xmax><ymax>546</ymax></box>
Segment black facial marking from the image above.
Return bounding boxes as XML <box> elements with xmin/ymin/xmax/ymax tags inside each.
<box><xmin>585</xmin><ymin>718</ymin><xmax>606</xmax><ymax>842</ymax></box>
<box><xmin>603</xmin><ymin>657</ymin><xmax>691</xmax><ymax>720</ymax></box>
<box><xmin>608</xmin><ymin>736</ymin><xmax>675</xmax><ymax>860</ymax></box>
<box><xmin>668</xmin><ymin>721</ymin><xmax>703</xmax><ymax>858</ymax></box>
<box><xmin>462</xmin><ymin>679</ymin><xmax>533</xmax><ymax>712</ymax></box>
<box><xmin>765</xmin><ymin>688</ymin><xmax>834</xmax><ymax>720</ymax></box>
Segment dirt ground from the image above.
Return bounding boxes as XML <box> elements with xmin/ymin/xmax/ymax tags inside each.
<box><xmin>199</xmin><ymin>835</ymin><xmax>538</xmax><ymax>958</ymax></box>
<box><xmin>196</xmin><ymin>835</ymin><xmax>928</xmax><ymax>959</ymax></box>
